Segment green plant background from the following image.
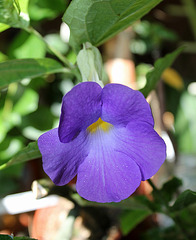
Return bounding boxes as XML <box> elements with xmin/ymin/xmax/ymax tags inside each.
<box><xmin>0</xmin><ymin>0</ymin><xmax>196</xmax><ymax>239</ymax></box>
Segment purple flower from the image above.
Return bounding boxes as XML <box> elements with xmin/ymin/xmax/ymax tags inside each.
<box><xmin>38</xmin><ymin>82</ymin><xmax>166</xmax><ymax>203</ymax></box>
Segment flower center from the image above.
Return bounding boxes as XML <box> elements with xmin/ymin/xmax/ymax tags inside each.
<box><xmin>87</xmin><ymin>118</ymin><xmax>112</xmax><ymax>134</ymax></box>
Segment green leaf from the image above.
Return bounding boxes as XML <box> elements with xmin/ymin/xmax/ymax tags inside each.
<box><xmin>14</xmin><ymin>0</ymin><xmax>21</xmax><ymax>13</ymax></box>
<box><xmin>0</xmin><ymin>235</ymin><xmax>13</xmax><ymax>240</ymax></box>
<box><xmin>0</xmin><ymin>23</ymin><xmax>10</xmax><ymax>32</ymax></box>
<box><xmin>152</xmin><ymin>177</ymin><xmax>183</xmax><ymax>204</ymax></box>
<box><xmin>171</xmin><ymin>190</ymin><xmax>196</xmax><ymax>211</ymax></box>
<box><xmin>0</xmin><ymin>58</ymin><xmax>69</xmax><ymax>88</ymax></box>
<box><xmin>142</xmin><ymin>225</ymin><xmax>182</xmax><ymax>240</ymax></box>
<box><xmin>21</xmin><ymin>106</ymin><xmax>55</xmax><ymax>131</ymax></box>
<box><xmin>120</xmin><ymin>209</ymin><xmax>152</xmax><ymax>235</ymax></box>
<box><xmin>0</xmin><ymin>230</ymin><xmax>37</xmax><ymax>239</ymax></box>
<box><xmin>0</xmin><ymin>0</ymin><xmax>29</xmax><ymax>29</ymax></box>
<box><xmin>13</xmin><ymin>88</ymin><xmax>39</xmax><ymax>115</ymax></box>
<box><xmin>17</xmin><ymin>0</ymin><xmax>29</xmax><ymax>16</ymax></box>
<box><xmin>0</xmin><ymin>141</ymin><xmax>41</xmax><ymax>169</ymax></box>
<box><xmin>8</xmin><ymin>31</ymin><xmax>46</xmax><ymax>59</ymax></box>
<box><xmin>175</xmin><ymin>92</ymin><xmax>196</xmax><ymax>154</ymax></box>
<box><xmin>14</xmin><ymin>237</ymin><xmax>37</xmax><ymax>240</ymax></box>
<box><xmin>0</xmin><ymin>51</ymin><xmax>8</xmax><ymax>62</ymax></box>
<box><xmin>72</xmin><ymin>194</ymin><xmax>151</xmax><ymax>211</ymax></box>
<box><xmin>63</xmin><ymin>0</ymin><xmax>163</xmax><ymax>51</ymax></box>
<box><xmin>0</xmin><ymin>138</ymin><xmax>24</xmax><ymax>162</ymax></box>
<box><xmin>29</xmin><ymin>0</ymin><xmax>67</xmax><ymax>21</ymax></box>
<box><xmin>140</xmin><ymin>47</ymin><xmax>184</xmax><ymax>97</ymax></box>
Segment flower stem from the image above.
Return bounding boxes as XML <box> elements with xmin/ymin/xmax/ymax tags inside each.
<box><xmin>147</xmin><ymin>179</ymin><xmax>191</xmax><ymax>240</ymax></box>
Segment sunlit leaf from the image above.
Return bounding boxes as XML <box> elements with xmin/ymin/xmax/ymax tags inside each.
<box><xmin>0</xmin><ymin>138</ymin><xmax>23</xmax><ymax>161</ymax></box>
<box><xmin>0</xmin><ymin>0</ymin><xmax>29</xmax><ymax>29</ymax></box>
<box><xmin>0</xmin><ymin>58</ymin><xmax>69</xmax><ymax>88</ymax></box>
<box><xmin>14</xmin><ymin>0</ymin><xmax>21</xmax><ymax>13</ymax></box>
<box><xmin>8</xmin><ymin>32</ymin><xmax>46</xmax><ymax>59</ymax></box>
<box><xmin>63</xmin><ymin>0</ymin><xmax>163</xmax><ymax>51</ymax></box>
<box><xmin>0</xmin><ymin>23</ymin><xmax>10</xmax><ymax>32</ymax></box>
<box><xmin>29</xmin><ymin>0</ymin><xmax>67</xmax><ymax>21</ymax></box>
<box><xmin>175</xmin><ymin>92</ymin><xmax>196</xmax><ymax>153</ymax></box>
<box><xmin>140</xmin><ymin>46</ymin><xmax>184</xmax><ymax>97</ymax></box>
<box><xmin>136</xmin><ymin>63</ymin><xmax>152</xmax><ymax>89</ymax></box>
<box><xmin>0</xmin><ymin>51</ymin><xmax>8</xmax><ymax>62</ymax></box>
<box><xmin>13</xmin><ymin>88</ymin><xmax>38</xmax><ymax>115</ymax></box>
<box><xmin>0</xmin><ymin>141</ymin><xmax>41</xmax><ymax>169</ymax></box>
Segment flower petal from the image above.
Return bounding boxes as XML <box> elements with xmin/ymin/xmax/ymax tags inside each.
<box><xmin>112</xmin><ymin>122</ymin><xmax>166</xmax><ymax>180</ymax></box>
<box><xmin>101</xmin><ymin>84</ymin><xmax>154</xmax><ymax>126</ymax></box>
<box><xmin>76</xmin><ymin>127</ymin><xmax>142</xmax><ymax>203</ymax></box>
<box><xmin>59</xmin><ymin>82</ymin><xmax>102</xmax><ymax>143</ymax></box>
<box><xmin>38</xmin><ymin>128</ymin><xmax>88</xmax><ymax>185</ymax></box>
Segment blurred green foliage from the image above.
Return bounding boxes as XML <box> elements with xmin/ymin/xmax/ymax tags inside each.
<box><xmin>131</xmin><ymin>20</ymin><xmax>178</xmax><ymax>55</ymax></box>
<box><xmin>0</xmin><ymin>0</ymin><xmax>196</xmax><ymax>239</ymax></box>
<box><xmin>0</xmin><ymin>235</ymin><xmax>37</xmax><ymax>240</ymax></box>
<box><xmin>29</xmin><ymin>0</ymin><xmax>67</xmax><ymax>21</ymax></box>
<box><xmin>175</xmin><ymin>92</ymin><xmax>196</xmax><ymax>153</ymax></box>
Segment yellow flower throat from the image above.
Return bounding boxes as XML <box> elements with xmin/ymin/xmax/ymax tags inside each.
<box><xmin>88</xmin><ymin>118</ymin><xmax>112</xmax><ymax>134</ymax></box>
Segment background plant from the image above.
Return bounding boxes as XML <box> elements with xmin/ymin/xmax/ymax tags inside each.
<box><xmin>0</xmin><ymin>0</ymin><xmax>196</xmax><ymax>239</ymax></box>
